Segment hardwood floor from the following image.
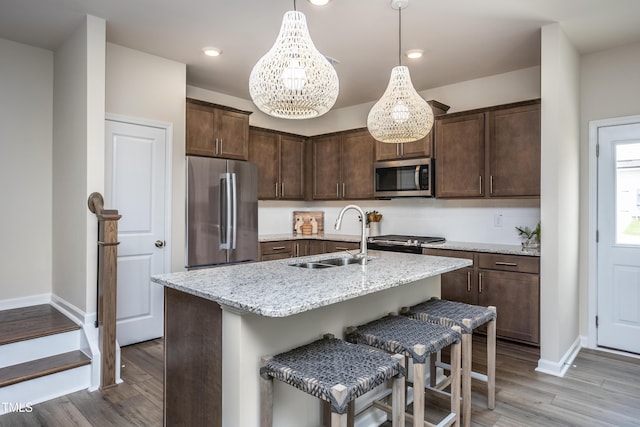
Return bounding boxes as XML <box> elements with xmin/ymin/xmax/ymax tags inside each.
<box><xmin>1</xmin><ymin>337</ymin><xmax>639</xmax><ymax>426</ymax></box>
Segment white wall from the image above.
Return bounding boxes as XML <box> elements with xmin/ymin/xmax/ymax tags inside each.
<box><xmin>260</xmin><ymin>199</ymin><xmax>540</xmax><ymax>245</ymax></box>
<box><xmin>105</xmin><ymin>43</ymin><xmax>186</xmax><ymax>272</ymax></box>
<box><xmin>52</xmin><ymin>15</ymin><xmax>106</xmax><ymax>314</ymax></box>
<box><xmin>538</xmin><ymin>23</ymin><xmax>581</xmax><ymax>373</ymax></box>
<box><xmin>580</xmin><ymin>41</ymin><xmax>640</xmax><ymax>338</ymax></box>
<box><xmin>0</xmin><ymin>39</ymin><xmax>53</xmax><ymax>302</ymax></box>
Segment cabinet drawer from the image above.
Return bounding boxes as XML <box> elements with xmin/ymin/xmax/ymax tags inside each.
<box><xmin>324</xmin><ymin>241</ymin><xmax>359</xmax><ymax>253</ymax></box>
<box><xmin>478</xmin><ymin>253</ymin><xmax>539</xmax><ymax>274</ymax></box>
<box><xmin>260</xmin><ymin>241</ymin><xmax>295</xmax><ymax>256</ymax></box>
<box><xmin>423</xmin><ymin>249</ymin><xmax>476</xmax><ymax>267</ymax></box>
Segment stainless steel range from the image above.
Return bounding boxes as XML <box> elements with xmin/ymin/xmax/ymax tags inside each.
<box><xmin>368</xmin><ymin>234</ymin><xmax>446</xmax><ymax>254</ymax></box>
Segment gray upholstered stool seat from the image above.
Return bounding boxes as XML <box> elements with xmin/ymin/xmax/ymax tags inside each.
<box><xmin>346</xmin><ymin>315</ymin><xmax>462</xmax><ymax>427</ymax></box>
<box><xmin>402</xmin><ymin>298</ymin><xmax>497</xmax><ymax>427</ymax></box>
<box><xmin>260</xmin><ymin>335</ymin><xmax>406</xmax><ymax>427</ymax></box>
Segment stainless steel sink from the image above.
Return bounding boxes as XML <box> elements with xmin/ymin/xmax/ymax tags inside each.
<box><xmin>290</xmin><ymin>262</ymin><xmax>335</xmax><ymax>269</ymax></box>
<box><xmin>320</xmin><ymin>257</ymin><xmax>362</xmax><ymax>266</ymax></box>
<box><xmin>289</xmin><ymin>256</ymin><xmax>365</xmax><ymax>269</ymax></box>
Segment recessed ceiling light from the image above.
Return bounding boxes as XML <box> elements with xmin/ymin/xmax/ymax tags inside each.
<box><xmin>406</xmin><ymin>49</ymin><xmax>424</xmax><ymax>59</ymax></box>
<box><xmin>203</xmin><ymin>47</ymin><xmax>222</xmax><ymax>57</ymax></box>
<box><xmin>308</xmin><ymin>0</ymin><xmax>331</xmax><ymax>5</ymax></box>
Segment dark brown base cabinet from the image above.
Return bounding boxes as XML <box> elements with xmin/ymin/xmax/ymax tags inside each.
<box><xmin>259</xmin><ymin>239</ymin><xmax>360</xmax><ymax>261</ymax></box>
<box><xmin>424</xmin><ymin>248</ymin><xmax>540</xmax><ymax>345</ymax></box>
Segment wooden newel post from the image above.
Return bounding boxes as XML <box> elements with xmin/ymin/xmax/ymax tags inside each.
<box><xmin>88</xmin><ymin>192</ymin><xmax>122</xmax><ymax>391</ymax></box>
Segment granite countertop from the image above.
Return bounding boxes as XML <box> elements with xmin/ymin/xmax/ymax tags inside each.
<box><xmin>421</xmin><ymin>241</ymin><xmax>540</xmax><ymax>257</ymax></box>
<box><xmin>259</xmin><ymin>233</ymin><xmax>361</xmax><ymax>243</ymax></box>
<box><xmin>151</xmin><ymin>251</ymin><xmax>471</xmax><ymax>318</ymax></box>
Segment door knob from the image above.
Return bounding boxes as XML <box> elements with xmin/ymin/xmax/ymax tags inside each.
<box><xmin>155</xmin><ymin>240</ymin><xmax>165</xmax><ymax>248</ymax></box>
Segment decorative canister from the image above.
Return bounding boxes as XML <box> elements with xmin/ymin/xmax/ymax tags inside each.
<box><xmin>301</xmin><ymin>221</ymin><xmax>313</xmax><ymax>235</ymax></box>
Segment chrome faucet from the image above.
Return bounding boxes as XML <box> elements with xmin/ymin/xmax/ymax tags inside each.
<box><xmin>335</xmin><ymin>204</ymin><xmax>368</xmax><ymax>264</ymax></box>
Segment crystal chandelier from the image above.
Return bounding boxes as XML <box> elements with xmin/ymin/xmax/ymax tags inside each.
<box><xmin>367</xmin><ymin>0</ymin><xmax>433</xmax><ymax>143</ymax></box>
<box><xmin>249</xmin><ymin>2</ymin><xmax>339</xmax><ymax>119</ymax></box>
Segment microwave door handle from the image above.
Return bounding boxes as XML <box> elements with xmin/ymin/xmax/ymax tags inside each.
<box><xmin>415</xmin><ymin>166</ymin><xmax>421</xmax><ymax>190</ymax></box>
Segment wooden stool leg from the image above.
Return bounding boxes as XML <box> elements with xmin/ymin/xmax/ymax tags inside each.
<box><xmin>461</xmin><ymin>320</ymin><xmax>473</xmax><ymax>427</ymax></box>
<box><xmin>412</xmin><ymin>344</ymin><xmax>426</xmax><ymax>427</ymax></box>
<box><xmin>450</xmin><ymin>326</ymin><xmax>462</xmax><ymax>427</ymax></box>
<box><xmin>391</xmin><ymin>354</ymin><xmax>406</xmax><ymax>427</ymax></box>
<box><xmin>330</xmin><ymin>384</ymin><xmax>348</xmax><ymax>427</ymax></box>
<box><xmin>260</xmin><ymin>357</ymin><xmax>273</xmax><ymax>427</ymax></box>
<box><xmin>487</xmin><ymin>307</ymin><xmax>497</xmax><ymax>410</ymax></box>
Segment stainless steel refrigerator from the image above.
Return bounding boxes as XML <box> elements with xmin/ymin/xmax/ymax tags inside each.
<box><xmin>186</xmin><ymin>156</ymin><xmax>258</xmax><ymax>269</ymax></box>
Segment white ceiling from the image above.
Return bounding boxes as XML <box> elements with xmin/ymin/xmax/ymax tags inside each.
<box><xmin>2</xmin><ymin>0</ymin><xmax>640</xmax><ymax>109</ymax></box>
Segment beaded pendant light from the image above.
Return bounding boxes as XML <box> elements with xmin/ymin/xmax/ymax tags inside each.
<box><xmin>249</xmin><ymin>1</ymin><xmax>339</xmax><ymax>119</ymax></box>
<box><xmin>367</xmin><ymin>0</ymin><xmax>433</xmax><ymax>143</ymax></box>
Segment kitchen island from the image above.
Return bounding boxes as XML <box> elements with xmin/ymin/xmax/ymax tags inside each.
<box><xmin>152</xmin><ymin>250</ymin><xmax>471</xmax><ymax>427</ymax></box>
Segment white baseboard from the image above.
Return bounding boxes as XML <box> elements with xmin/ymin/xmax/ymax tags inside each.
<box><xmin>536</xmin><ymin>336</ymin><xmax>582</xmax><ymax>377</ymax></box>
<box><xmin>0</xmin><ymin>294</ymin><xmax>51</xmax><ymax>311</ymax></box>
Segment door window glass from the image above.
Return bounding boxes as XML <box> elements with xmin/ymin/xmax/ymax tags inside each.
<box><xmin>615</xmin><ymin>141</ymin><xmax>640</xmax><ymax>245</ymax></box>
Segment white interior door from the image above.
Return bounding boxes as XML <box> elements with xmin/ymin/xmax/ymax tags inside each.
<box><xmin>597</xmin><ymin>122</ymin><xmax>640</xmax><ymax>354</ymax></box>
<box><xmin>105</xmin><ymin>119</ymin><xmax>168</xmax><ymax>346</ymax></box>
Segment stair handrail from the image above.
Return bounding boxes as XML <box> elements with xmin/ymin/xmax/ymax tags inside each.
<box><xmin>88</xmin><ymin>192</ymin><xmax>121</xmax><ymax>390</ymax></box>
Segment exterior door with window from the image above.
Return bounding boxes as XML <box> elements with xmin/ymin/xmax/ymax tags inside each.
<box><xmin>597</xmin><ymin>122</ymin><xmax>640</xmax><ymax>354</ymax></box>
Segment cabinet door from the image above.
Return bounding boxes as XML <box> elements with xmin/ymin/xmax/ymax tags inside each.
<box><xmin>249</xmin><ymin>128</ymin><xmax>279</xmax><ymax>199</ymax></box>
<box><xmin>312</xmin><ymin>135</ymin><xmax>342</xmax><ymax>200</ymax></box>
<box><xmin>280</xmin><ymin>135</ymin><xmax>305</xmax><ymax>200</ymax></box>
<box><xmin>307</xmin><ymin>240</ymin><xmax>326</xmax><ymax>255</ymax></box>
<box><xmin>488</xmin><ymin>103</ymin><xmax>540</xmax><ymax>197</ymax></box>
<box><xmin>435</xmin><ymin>113</ymin><xmax>485</xmax><ymax>197</ymax></box>
<box><xmin>440</xmin><ymin>267</ymin><xmax>478</xmax><ymax>305</ymax></box>
<box><xmin>186</xmin><ymin>103</ymin><xmax>217</xmax><ymax>157</ymax></box>
<box><xmin>342</xmin><ymin>130</ymin><xmax>375</xmax><ymax>199</ymax></box>
<box><xmin>216</xmin><ymin>109</ymin><xmax>249</xmax><ymax>160</ymax></box>
<box><xmin>375</xmin><ymin>141</ymin><xmax>400</xmax><ymax>161</ymax></box>
<box><xmin>400</xmin><ymin>133</ymin><xmax>432</xmax><ymax>158</ymax></box>
<box><xmin>478</xmin><ymin>269</ymin><xmax>540</xmax><ymax>344</ymax></box>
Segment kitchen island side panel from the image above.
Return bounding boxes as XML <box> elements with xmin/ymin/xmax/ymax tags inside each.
<box><xmin>164</xmin><ymin>287</ymin><xmax>222</xmax><ymax>427</ymax></box>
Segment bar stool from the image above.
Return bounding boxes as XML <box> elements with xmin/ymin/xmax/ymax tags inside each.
<box><xmin>401</xmin><ymin>298</ymin><xmax>497</xmax><ymax>427</ymax></box>
<box><xmin>346</xmin><ymin>315</ymin><xmax>462</xmax><ymax>427</ymax></box>
<box><xmin>260</xmin><ymin>334</ymin><xmax>406</xmax><ymax>427</ymax></box>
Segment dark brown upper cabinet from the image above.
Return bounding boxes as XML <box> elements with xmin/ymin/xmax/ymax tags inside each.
<box><xmin>434</xmin><ymin>100</ymin><xmax>540</xmax><ymax>198</ymax></box>
<box><xmin>249</xmin><ymin>127</ymin><xmax>305</xmax><ymax>200</ymax></box>
<box><xmin>186</xmin><ymin>98</ymin><xmax>250</xmax><ymax>160</ymax></box>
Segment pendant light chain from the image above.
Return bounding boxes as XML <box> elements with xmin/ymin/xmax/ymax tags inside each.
<box><xmin>398</xmin><ymin>6</ymin><xmax>402</xmax><ymax>67</ymax></box>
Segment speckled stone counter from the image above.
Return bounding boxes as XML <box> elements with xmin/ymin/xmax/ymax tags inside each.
<box><xmin>422</xmin><ymin>240</ymin><xmax>540</xmax><ymax>257</ymax></box>
<box><xmin>259</xmin><ymin>233</ymin><xmax>361</xmax><ymax>243</ymax></box>
<box><xmin>152</xmin><ymin>250</ymin><xmax>471</xmax><ymax>317</ymax></box>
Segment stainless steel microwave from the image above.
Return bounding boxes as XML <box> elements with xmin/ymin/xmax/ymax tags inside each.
<box><xmin>374</xmin><ymin>158</ymin><xmax>434</xmax><ymax>198</ymax></box>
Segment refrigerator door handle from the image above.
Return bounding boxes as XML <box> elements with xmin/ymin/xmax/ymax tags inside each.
<box><xmin>219</xmin><ymin>173</ymin><xmax>232</xmax><ymax>250</ymax></box>
<box><xmin>230</xmin><ymin>173</ymin><xmax>238</xmax><ymax>250</ymax></box>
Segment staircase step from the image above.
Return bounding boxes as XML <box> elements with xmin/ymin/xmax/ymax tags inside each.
<box><xmin>0</xmin><ymin>304</ymin><xmax>80</xmax><ymax>346</ymax></box>
<box><xmin>0</xmin><ymin>350</ymin><xmax>90</xmax><ymax>388</ymax></box>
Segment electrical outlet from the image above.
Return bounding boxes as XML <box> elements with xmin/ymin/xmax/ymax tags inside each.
<box><xmin>494</xmin><ymin>214</ymin><xmax>503</xmax><ymax>227</ymax></box>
